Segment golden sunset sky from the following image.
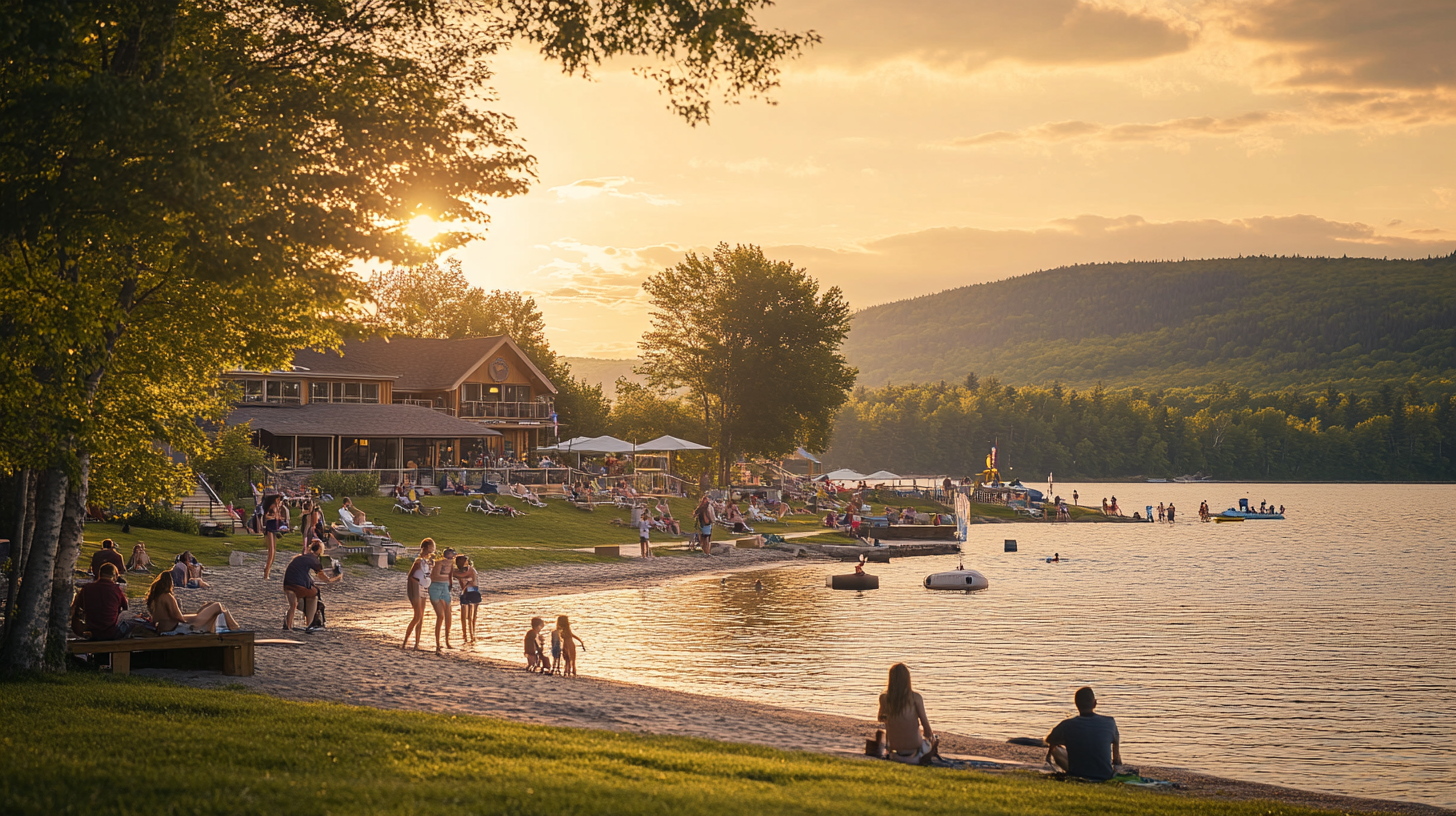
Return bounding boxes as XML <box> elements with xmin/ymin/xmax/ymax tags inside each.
<box><xmin>438</xmin><ymin>0</ymin><xmax>1456</xmax><ymax>357</ymax></box>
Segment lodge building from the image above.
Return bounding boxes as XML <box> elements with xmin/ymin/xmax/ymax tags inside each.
<box><xmin>224</xmin><ymin>335</ymin><xmax>557</xmax><ymax>470</ymax></box>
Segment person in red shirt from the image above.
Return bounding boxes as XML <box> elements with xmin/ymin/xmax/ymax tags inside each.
<box><xmin>89</xmin><ymin>539</ymin><xmax>126</xmax><ymax>581</ymax></box>
<box><xmin>71</xmin><ymin>563</ymin><xmax>131</xmax><ymax>640</ymax></box>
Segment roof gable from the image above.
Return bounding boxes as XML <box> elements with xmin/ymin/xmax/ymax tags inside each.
<box><xmin>290</xmin><ymin>336</ymin><xmax>556</xmax><ymax>393</ymax></box>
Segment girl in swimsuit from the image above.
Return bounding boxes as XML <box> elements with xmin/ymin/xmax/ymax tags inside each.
<box><xmin>429</xmin><ymin>547</ymin><xmax>456</xmax><ymax>654</ymax></box>
<box><xmin>401</xmin><ymin>538</ymin><xmax>435</xmax><ymax>650</ymax></box>
<box><xmin>146</xmin><ymin>572</ymin><xmax>239</xmax><ymax>635</ymax></box>
<box><xmin>453</xmin><ymin>555</ymin><xmax>481</xmax><ymax>644</ymax></box>
<box><xmin>261</xmin><ymin>493</ymin><xmax>283</xmax><ymax>580</ymax></box>
<box><xmin>556</xmin><ymin>615</ymin><xmax>585</xmax><ymax>678</ymax></box>
<box><xmin>877</xmin><ymin>662</ymin><xmax>938</xmax><ymax>764</ymax></box>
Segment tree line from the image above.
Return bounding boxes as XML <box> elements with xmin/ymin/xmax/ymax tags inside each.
<box><xmin>824</xmin><ymin>376</ymin><xmax>1456</xmax><ymax>481</ymax></box>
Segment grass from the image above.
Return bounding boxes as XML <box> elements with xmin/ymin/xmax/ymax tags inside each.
<box><xmin>0</xmin><ymin>674</ymin><xmax>1341</xmax><ymax>816</ymax></box>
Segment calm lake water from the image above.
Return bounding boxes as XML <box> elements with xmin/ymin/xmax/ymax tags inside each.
<box><xmin>475</xmin><ymin>483</ymin><xmax>1455</xmax><ymax>807</ymax></box>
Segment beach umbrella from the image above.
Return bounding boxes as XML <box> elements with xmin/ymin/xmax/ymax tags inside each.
<box><xmin>561</xmin><ymin>435</ymin><xmax>637</xmax><ymax>454</ymax></box>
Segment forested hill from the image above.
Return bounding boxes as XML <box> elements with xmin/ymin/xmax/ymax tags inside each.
<box><xmin>843</xmin><ymin>255</ymin><xmax>1456</xmax><ymax>393</ymax></box>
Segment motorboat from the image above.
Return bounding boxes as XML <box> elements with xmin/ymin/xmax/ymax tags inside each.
<box><xmin>1219</xmin><ymin>499</ymin><xmax>1284</xmax><ymax>520</ymax></box>
<box><xmin>925</xmin><ymin>557</ymin><xmax>989</xmax><ymax>591</ymax></box>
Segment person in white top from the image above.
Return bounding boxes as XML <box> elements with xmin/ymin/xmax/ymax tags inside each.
<box><xmin>637</xmin><ymin>515</ymin><xmax>654</xmax><ymax>559</ymax></box>
<box><xmin>400</xmin><ymin>538</ymin><xmax>435</xmax><ymax>651</ymax></box>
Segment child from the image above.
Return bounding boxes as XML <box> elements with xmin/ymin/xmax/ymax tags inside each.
<box><xmin>524</xmin><ymin>616</ymin><xmax>545</xmax><ymax>671</ymax></box>
<box><xmin>548</xmin><ymin>625</ymin><xmax>562</xmax><ymax>675</ymax></box>
<box><xmin>556</xmin><ymin>615</ymin><xmax>585</xmax><ymax>678</ymax></box>
<box><xmin>454</xmin><ymin>555</ymin><xmax>480</xmax><ymax>644</ymax></box>
<box><xmin>637</xmin><ymin>514</ymin><xmax>653</xmax><ymax>559</ymax></box>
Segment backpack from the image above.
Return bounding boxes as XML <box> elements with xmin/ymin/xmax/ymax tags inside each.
<box><xmin>310</xmin><ymin>598</ymin><xmax>326</xmax><ymax>629</ymax></box>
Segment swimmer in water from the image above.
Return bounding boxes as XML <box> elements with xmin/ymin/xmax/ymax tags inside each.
<box><xmin>754</xmin><ymin>579</ymin><xmax>764</xmax><ymax>591</ymax></box>
<box><xmin>720</xmin><ymin>577</ymin><xmax>728</xmax><ymax>587</ymax></box>
<box><xmin>1048</xmin><ymin>553</ymin><xmax>1060</xmax><ymax>563</ymax></box>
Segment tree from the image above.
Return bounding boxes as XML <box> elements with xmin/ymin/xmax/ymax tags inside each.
<box><xmin>609</xmin><ymin>379</ymin><xmax>712</xmax><ymax>480</ymax></box>
<box><xmin>0</xmin><ymin>0</ymin><xmax>814</xmax><ymax>673</ymax></box>
<box><xmin>639</xmin><ymin>243</ymin><xmax>856</xmax><ymax>485</ymax></box>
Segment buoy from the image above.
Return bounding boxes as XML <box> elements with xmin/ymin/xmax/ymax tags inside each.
<box><xmin>827</xmin><ymin>573</ymin><xmax>879</xmax><ymax>590</ymax></box>
<box><xmin>1004</xmin><ymin>539</ymin><xmax>1018</xmax><ymax>552</ymax></box>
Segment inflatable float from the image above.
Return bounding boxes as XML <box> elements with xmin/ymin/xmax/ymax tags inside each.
<box><xmin>924</xmin><ymin>558</ymin><xmax>989</xmax><ymax>591</ymax></box>
<box><xmin>827</xmin><ymin>572</ymin><xmax>880</xmax><ymax>590</ymax></box>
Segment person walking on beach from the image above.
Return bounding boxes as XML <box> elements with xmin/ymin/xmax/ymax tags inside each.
<box><xmin>454</xmin><ymin>555</ymin><xmax>481</xmax><ymax>644</ymax></box>
<box><xmin>557</xmin><ymin>615</ymin><xmax>585</xmax><ymax>677</ymax></box>
<box><xmin>1166</xmin><ymin>503</ymin><xmax>1176</xmax><ymax>523</ymax></box>
<box><xmin>876</xmin><ymin>663</ymin><xmax>939</xmax><ymax>764</ymax></box>
<box><xmin>430</xmin><ymin>547</ymin><xmax>457</xmax><ymax>653</ymax></box>
<box><xmin>261</xmin><ymin>493</ymin><xmax>283</xmax><ymax>580</ymax></box>
<box><xmin>1045</xmin><ymin>686</ymin><xmax>1122</xmax><ymax>781</ymax></box>
<box><xmin>694</xmin><ymin>496</ymin><xmax>715</xmax><ymax>557</ymax></box>
<box><xmin>401</xmin><ymin>538</ymin><xmax>435</xmax><ymax>651</ymax></box>
<box><xmin>637</xmin><ymin>514</ymin><xmax>654</xmax><ymax>560</ymax></box>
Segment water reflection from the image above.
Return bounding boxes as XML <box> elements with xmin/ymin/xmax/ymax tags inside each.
<box><xmin>472</xmin><ymin>483</ymin><xmax>1456</xmax><ymax>807</ymax></box>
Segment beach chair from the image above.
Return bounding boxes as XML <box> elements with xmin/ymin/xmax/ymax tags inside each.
<box><xmin>338</xmin><ymin>507</ymin><xmax>388</xmax><ymax>539</ymax></box>
<box><xmin>466</xmin><ymin>498</ymin><xmax>510</xmax><ymax>516</ymax></box>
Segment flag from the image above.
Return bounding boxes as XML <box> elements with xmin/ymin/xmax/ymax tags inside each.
<box><xmin>551</xmin><ymin>411</ymin><xmax>559</xmax><ymax>436</ymax></box>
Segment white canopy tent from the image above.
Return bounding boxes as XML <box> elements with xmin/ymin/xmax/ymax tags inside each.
<box><xmin>864</xmin><ymin>470</ymin><xmax>901</xmax><ymax>480</ymax></box>
<box><xmin>537</xmin><ymin>436</ymin><xmax>592</xmax><ymax>452</ymax></box>
<box><xmin>557</xmin><ymin>435</ymin><xmax>638</xmax><ymax>454</ymax></box>
<box><xmin>821</xmin><ymin>468</ymin><xmax>868</xmax><ymax>482</ymax></box>
<box><xmin>637</xmin><ymin>435</ymin><xmax>711</xmax><ymax>452</ymax></box>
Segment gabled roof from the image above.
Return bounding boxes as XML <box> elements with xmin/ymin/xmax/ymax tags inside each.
<box><xmin>228</xmin><ymin>403</ymin><xmax>502</xmax><ymax>437</ymax></box>
<box><xmin>289</xmin><ymin>336</ymin><xmax>557</xmax><ymax>394</ymax></box>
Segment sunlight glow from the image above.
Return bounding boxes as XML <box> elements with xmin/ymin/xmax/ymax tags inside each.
<box><xmin>405</xmin><ymin>214</ymin><xmax>441</xmax><ymax>244</ymax></box>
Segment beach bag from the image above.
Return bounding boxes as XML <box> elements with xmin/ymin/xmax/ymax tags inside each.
<box><xmin>311</xmin><ymin>599</ymin><xmax>326</xmax><ymax>629</ymax></box>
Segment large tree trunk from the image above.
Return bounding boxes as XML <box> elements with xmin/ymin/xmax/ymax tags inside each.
<box><xmin>0</xmin><ymin>465</ymin><xmax>68</xmax><ymax>674</ymax></box>
<box><xmin>2</xmin><ymin>469</ymin><xmax>31</xmax><ymax>639</ymax></box>
<box><xmin>46</xmin><ymin>453</ymin><xmax>89</xmax><ymax>671</ymax></box>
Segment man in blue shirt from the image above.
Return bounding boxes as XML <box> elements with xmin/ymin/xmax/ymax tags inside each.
<box><xmin>1045</xmin><ymin>686</ymin><xmax>1123</xmax><ymax>780</ymax></box>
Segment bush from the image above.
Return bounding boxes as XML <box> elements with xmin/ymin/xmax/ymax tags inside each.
<box><xmin>308</xmin><ymin>471</ymin><xmax>380</xmax><ymax>499</ymax></box>
<box><xmin>128</xmin><ymin>503</ymin><xmax>201</xmax><ymax>535</ymax></box>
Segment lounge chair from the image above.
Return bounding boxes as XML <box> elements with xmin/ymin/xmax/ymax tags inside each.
<box><xmin>338</xmin><ymin>507</ymin><xmax>388</xmax><ymax>539</ymax></box>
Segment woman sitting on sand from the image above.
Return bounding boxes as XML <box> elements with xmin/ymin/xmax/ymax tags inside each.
<box><xmin>877</xmin><ymin>663</ymin><xmax>940</xmax><ymax>764</ymax></box>
<box><xmin>401</xmin><ymin>538</ymin><xmax>435</xmax><ymax>650</ymax></box>
<box><xmin>146</xmin><ymin>572</ymin><xmax>239</xmax><ymax>635</ymax></box>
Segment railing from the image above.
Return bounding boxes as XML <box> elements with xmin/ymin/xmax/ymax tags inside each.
<box><xmin>458</xmin><ymin>400</ymin><xmax>553</xmax><ymax>420</ymax></box>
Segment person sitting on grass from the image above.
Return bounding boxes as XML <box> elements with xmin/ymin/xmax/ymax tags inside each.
<box><xmin>146</xmin><ymin>571</ymin><xmax>239</xmax><ymax>635</ymax></box>
<box><xmin>71</xmin><ymin>563</ymin><xmax>132</xmax><ymax>640</ymax></box>
<box><xmin>283</xmin><ymin>540</ymin><xmax>342</xmax><ymax>632</ymax></box>
<box><xmin>126</xmin><ymin>540</ymin><xmax>153</xmax><ymax>572</ymax></box>
<box><xmin>90</xmin><ymin>539</ymin><xmax>126</xmax><ymax>581</ymax></box>
<box><xmin>877</xmin><ymin>662</ymin><xmax>940</xmax><ymax>764</ymax></box>
<box><xmin>1044</xmin><ymin>686</ymin><xmax>1123</xmax><ymax>781</ymax></box>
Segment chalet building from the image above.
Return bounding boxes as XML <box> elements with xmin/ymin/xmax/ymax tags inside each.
<box><xmin>224</xmin><ymin>335</ymin><xmax>558</xmax><ymax>469</ymax></box>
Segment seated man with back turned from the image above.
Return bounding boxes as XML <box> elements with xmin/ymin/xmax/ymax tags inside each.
<box><xmin>71</xmin><ymin>563</ymin><xmax>132</xmax><ymax>640</ymax></box>
<box><xmin>1045</xmin><ymin>686</ymin><xmax>1123</xmax><ymax>780</ymax></box>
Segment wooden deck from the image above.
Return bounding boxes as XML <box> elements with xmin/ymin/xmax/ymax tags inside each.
<box><xmin>67</xmin><ymin>631</ymin><xmax>255</xmax><ymax>676</ymax></box>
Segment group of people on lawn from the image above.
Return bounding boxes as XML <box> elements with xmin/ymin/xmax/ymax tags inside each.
<box><xmin>876</xmin><ymin>663</ymin><xmax>1126</xmax><ymax>781</ymax></box>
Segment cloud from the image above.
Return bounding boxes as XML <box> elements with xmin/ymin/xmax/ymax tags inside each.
<box><xmin>530</xmin><ymin>240</ymin><xmax>688</xmax><ymax>307</ymax></box>
<box><xmin>768</xmin><ymin>0</ymin><xmax>1194</xmax><ymax>70</ymax></box>
<box><xmin>948</xmin><ymin>111</ymin><xmax>1288</xmax><ymax>147</ymax></box>
<box><xmin>767</xmin><ymin>214</ymin><xmax>1456</xmax><ymax>310</ymax></box>
<box><xmin>690</xmin><ymin>157</ymin><xmax>827</xmax><ymax>177</ymax></box>
<box><xmin>547</xmin><ymin>177</ymin><xmax>679</xmax><ymax>206</ymax></box>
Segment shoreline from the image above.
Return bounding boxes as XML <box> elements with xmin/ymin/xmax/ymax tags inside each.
<box><xmin>135</xmin><ymin>552</ymin><xmax>1450</xmax><ymax>816</ymax></box>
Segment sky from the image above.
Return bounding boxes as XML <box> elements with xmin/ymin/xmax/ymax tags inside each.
<box><xmin>423</xmin><ymin>0</ymin><xmax>1456</xmax><ymax>358</ymax></box>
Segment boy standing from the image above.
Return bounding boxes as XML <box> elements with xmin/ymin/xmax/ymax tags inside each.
<box><xmin>637</xmin><ymin>514</ymin><xmax>653</xmax><ymax>560</ymax></box>
<box><xmin>524</xmin><ymin>616</ymin><xmax>545</xmax><ymax>671</ymax></box>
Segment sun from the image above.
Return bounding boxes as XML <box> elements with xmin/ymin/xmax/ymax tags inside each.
<box><xmin>405</xmin><ymin>214</ymin><xmax>441</xmax><ymax>244</ymax></box>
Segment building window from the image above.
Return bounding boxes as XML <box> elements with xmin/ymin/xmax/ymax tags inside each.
<box><xmin>265</xmin><ymin>380</ymin><xmax>301</xmax><ymax>404</ymax></box>
<box><xmin>362</xmin><ymin>383</ymin><xmax>379</xmax><ymax>403</ymax></box>
<box><xmin>503</xmin><ymin>385</ymin><xmax>531</xmax><ymax>402</ymax></box>
<box><xmin>310</xmin><ymin>382</ymin><xmax>329</xmax><ymax>402</ymax></box>
<box><xmin>463</xmin><ymin>383</ymin><xmax>483</xmax><ymax>402</ymax></box>
<box><xmin>243</xmin><ymin>380</ymin><xmax>264</xmax><ymax>402</ymax></box>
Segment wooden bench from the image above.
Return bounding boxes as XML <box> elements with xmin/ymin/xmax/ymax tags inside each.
<box><xmin>593</xmin><ymin>545</ymin><xmax>620</xmax><ymax>556</ymax></box>
<box><xmin>68</xmin><ymin>631</ymin><xmax>255</xmax><ymax>677</ymax></box>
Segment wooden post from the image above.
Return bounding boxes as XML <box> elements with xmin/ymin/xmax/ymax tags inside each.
<box><xmin>111</xmin><ymin>651</ymin><xmax>131</xmax><ymax>675</ymax></box>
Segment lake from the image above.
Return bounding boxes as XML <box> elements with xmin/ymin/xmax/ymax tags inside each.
<box><xmin>474</xmin><ymin>483</ymin><xmax>1456</xmax><ymax>807</ymax></box>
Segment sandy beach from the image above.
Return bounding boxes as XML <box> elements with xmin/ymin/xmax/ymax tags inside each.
<box><xmin>130</xmin><ymin>550</ymin><xmax>1449</xmax><ymax>816</ymax></box>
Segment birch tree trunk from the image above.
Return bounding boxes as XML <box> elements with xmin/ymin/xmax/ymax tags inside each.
<box><xmin>46</xmin><ymin>453</ymin><xmax>89</xmax><ymax>671</ymax></box>
<box><xmin>0</xmin><ymin>465</ymin><xmax>68</xmax><ymax>673</ymax></box>
<box><xmin>2</xmin><ymin>469</ymin><xmax>30</xmax><ymax>640</ymax></box>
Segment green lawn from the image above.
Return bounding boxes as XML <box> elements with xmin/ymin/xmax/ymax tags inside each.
<box><xmin>0</xmin><ymin>674</ymin><xmax>1340</xmax><ymax>816</ymax></box>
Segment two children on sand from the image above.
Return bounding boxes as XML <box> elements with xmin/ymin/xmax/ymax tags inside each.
<box><xmin>524</xmin><ymin>615</ymin><xmax>585</xmax><ymax>676</ymax></box>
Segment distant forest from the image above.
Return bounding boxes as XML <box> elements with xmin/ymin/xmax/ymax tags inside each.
<box><xmin>823</xmin><ymin>379</ymin><xmax>1456</xmax><ymax>481</ymax></box>
<box><xmin>843</xmin><ymin>255</ymin><xmax>1456</xmax><ymax>393</ymax></box>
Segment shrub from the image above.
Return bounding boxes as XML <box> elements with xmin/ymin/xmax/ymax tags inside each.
<box><xmin>308</xmin><ymin>471</ymin><xmax>380</xmax><ymax>498</ymax></box>
<box><xmin>128</xmin><ymin>503</ymin><xmax>201</xmax><ymax>535</ymax></box>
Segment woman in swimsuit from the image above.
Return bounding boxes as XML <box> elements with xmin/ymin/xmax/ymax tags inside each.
<box><xmin>429</xmin><ymin>547</ymin><xmax>457</xmax><ymax>653</ymax></box>
<box><xmin>453</xmin><ymin>555</ymin><xmax>481</xmax><ymax>644</ymax></box>
<box><xmin>146</xmin><ymin>572</ymin><xmax>239</xmax><ymax>635</ymax></box>
<box><xmin>556</xmin><ymin>615</ymin><xmax>584</xmax><ymax>677</ymax></box>
<box><xmin>401</xmin><ymin>538</ymin><xmax>435</xmax><ymax>650</ymax></box>
<box><xmin>261</xmin><ymin>493</ymin><xmax>283</xmax><ymax>580</ymax></box>
<box><xmin>877</xmin><ymin>662</ymin><xmax>939</xmax><ymax>764</ymax></box>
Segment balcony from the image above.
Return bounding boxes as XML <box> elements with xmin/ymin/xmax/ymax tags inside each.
<box><xmin>459</xmin><ymin>400</ymin><xmax>553</xmax><ymax>420</ymax></box>
<box><xmin>393</xmin><ymin>398</ymin><xmax>456</xmax><ymax>417</ymax></box>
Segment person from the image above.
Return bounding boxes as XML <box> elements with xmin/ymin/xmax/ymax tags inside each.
<box><xmin>71</xmin><ymin>563</ymin><xmax>131</xmax><ymax>640</ymax></box>
<box><xmin>126</xmin><ymin>541</ymin><xmax>153</xmax><ymax>573</ymax></box>
<box><xmin>524</xmin><ymin>616</ymin><xmax>546</xmax><ymax>671</ymax></box>
<box><xmin>557</xmin><ymin>615</ymin><xmax>584</xmax><ymax>678</ymax></box>
<box><xmin>1101</xmin><ymin>498</ymin><xmax>1109</xmax><ymax>515</ymax></box>
<box><xmin>302</xmin><ymin>506</ymin><xmax>342</xmax><ymax>553</ymax></box>
<box><xmin>261</xmin><ymin>492</ymin><xmax>283</xmax><ymax>580</ymax></box>
<box><xmin>429</xmin><ymin>547</ymin><xmax>457</xmax><ymax>653</ymax></box>
<box><xmin>146</xmin><ymin>571</ymin><xmax>239</xmax><ymax>635</ymax></box>
<box><xmin>90</xmin><ymin>539</ymin><xmax>126</xmax><ymax>580</ymax></box>
<box><xmin>637</xmin><ymin>513</ymin><xmax>653</xmax><ymax>560</ymax></box>
<box><xmin>1278</xmin><ymin>504</ymin><xmax>1285</xmax><ymax>515</ymax></box>
<box><xmin>876</xmin><ymin>663</ymin><xmax>939</xmax><ymax>763</ymax></box>
<box><xmin>401</xmin><ymin>538</ymin><xmax>435</xmax><ymax>650</ymax></box>
<box><xmin>283</xmin><ymin>541</ymin><xmax>341</xmax><ymax>632</ymax></box>
<box><xmin>1166</xmin><ymin>502</ymin><xmax>1176</xmax><ymax>523</ymax></box>
<box><xmin>1045</xmin><ymin>686</ymin><xmax>1122</xmax><ymax>781</ymax></box>
<box><xmin>1110</xmin><ymin>496</ymin><xmax>1121</xmax><ymax>516</ymax></box>
<box><xmin>454</xmin><ymin>555</ymin><xmax>481</xmax><ymax>644</ymax></box>
<box><xmin>186</xmin><ymin>555</ymin><xmax>211</xmax><ymax>590</ymax></box>
<box><xmin>170</xmin><ymin>553</ymin><xmax>189</xmax><ymax>588</ymax></box>
<box><xmin>1072</xmin><ymin>490</ymin><xmax>1079</xmax><ymax>506</ymax></box>
<box><xmin>694</xmin><ymin>495</ymin><xmax>715</xmax><ymax>557</ymax></box>
<box><xmin>547</xmin><ymin>623</ymin><xmax>562</xmax><ymax>674</ymax></box>
<box><xmin>823</xmin><ymin>511</ymin><xmax>837</xmax><ymax>528</ymax></box>
<box><xmin>1156</xmin><ymin>502</ymin><xmax>1165</xmax><ymax>522</ymax></box>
